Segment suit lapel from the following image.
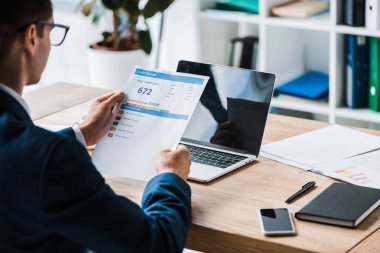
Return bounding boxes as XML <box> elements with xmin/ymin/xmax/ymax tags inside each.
<box><xmin>0</xmin><ymin>89</ymin><xmax>33</xmax><ymax>124</ymax></box>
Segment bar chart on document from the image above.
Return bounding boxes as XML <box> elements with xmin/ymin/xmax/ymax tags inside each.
<box><xmin>92</xmin><ymin>66</ymin><xmax>209</xmax><ymax>181</ymax></box>
<box><xmin>318</xmin><ymin>149</ymin><xmax>380</xmax><ymax>189</ymax></box>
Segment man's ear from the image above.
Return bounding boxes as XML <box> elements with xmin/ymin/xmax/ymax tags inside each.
<box><xmin>23</xmin><ymin>25</ymin><xmax>38</xmax><ymax>56</ymax></box>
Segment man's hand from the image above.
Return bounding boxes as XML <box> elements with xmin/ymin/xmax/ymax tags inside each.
<box><xmin>156</xmin><ymin>145</ymin><xmax>191</xmax><ymax>181</ymax></box>
<box><xmin>79</xmin><ymin>91</ymin><xmax>125</xmax><ymax>146</ymax></box>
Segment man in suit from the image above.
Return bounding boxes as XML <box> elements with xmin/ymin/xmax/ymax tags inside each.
<box><xmin>0</xmin><ymin>1</ymin><xmax>192</xmax><ymax>252</ymax></box>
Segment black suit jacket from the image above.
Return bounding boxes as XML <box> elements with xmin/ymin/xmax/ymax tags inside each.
<box><xmin>0</xmin><ymin>89</ymin><xmax>191</xmax><ymax>253</ymax></box>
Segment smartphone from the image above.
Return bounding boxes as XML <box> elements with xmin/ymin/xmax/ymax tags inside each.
<box><xmin>258</xmin><ymin>208</ymin><xmax>296</xmax><ymax>236</ymax></box>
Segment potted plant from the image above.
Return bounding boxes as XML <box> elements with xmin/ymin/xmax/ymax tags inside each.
<box><xmin>78</xmin><ymin>0</ymin><xmax>174</xmax><ymax>90</ymax></box>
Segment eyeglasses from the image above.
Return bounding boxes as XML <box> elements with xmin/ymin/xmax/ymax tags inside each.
<box><xmin>17</xmin><ymin>21</ymin><xmax>70</xmax><ymax>46</ymax></box>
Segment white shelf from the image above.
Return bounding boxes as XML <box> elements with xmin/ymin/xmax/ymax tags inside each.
<box><xmin>271</xmin><ymin>96</ymin><xmax>329</xmax><ymax>115</ymax></box>
<box><xmin>196</xmin><ymin>0</ymin><xmax>380</xmax><ymax>129</ymax></box>
<box><xmin>335</xmin><ymin>108</ymin><xmax>380</xmax><ymax>124</ymax></box>
<box><xmin>265</xmin><ymin>14</ymin><xmax>331</xmax><ymax>32</ymax></box>
<box><xmin>199</xmin><ymin>10</ymin><xmax>331</xmax><ymax>31</ymax></box>
<box><xmin>199</xmin><ymin>10</ymin><xmax>261</xmax><ymax>24</ymax></box>
<box><xmin>335</xmin><ymin>25</ymin><xmax>380</xmax><ymax>38</ymax></box>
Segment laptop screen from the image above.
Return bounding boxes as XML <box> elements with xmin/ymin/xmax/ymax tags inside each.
<box><xmin>177</xmin><ymin>60</ymin><xmax>275</xmax><ymax>156</ymax></box>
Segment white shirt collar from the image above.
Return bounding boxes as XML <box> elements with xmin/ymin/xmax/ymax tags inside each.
<box><xmin>0</xmin><ymin>83</ymin><xmax>30</xmax><ymax>115</ymax></box>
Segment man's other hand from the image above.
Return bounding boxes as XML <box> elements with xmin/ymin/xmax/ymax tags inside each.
<box><xmin>79</xmin><ymin>91</ymin><xmax>125</xmax><ymax>146</ymax></box>
<box><xmin>156</xmin><ymin>145</ymin><xmax>191</xmax><ymax>181</ymax></box>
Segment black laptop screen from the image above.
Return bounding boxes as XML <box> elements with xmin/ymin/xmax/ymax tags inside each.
<box><xmin>177</xmin><ymin>60</ymin><xmax>275</xmax><ymax>156</ymax></box>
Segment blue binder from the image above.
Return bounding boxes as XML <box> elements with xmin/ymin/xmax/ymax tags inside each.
<box><xmin>274</xmin><ymin>71</ymin><xmax>329</xmax><ymax>99</ymax></box>
<box><xmin>346</xmin><ymin>35</ymin><xmax>369</xmax><ymax>109</ymax></box>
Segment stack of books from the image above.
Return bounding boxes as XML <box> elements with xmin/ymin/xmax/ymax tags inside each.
<box><xmin>270</xmin><ymin>0</ymin><xmax>329</xmax><ymax>18</ymax></box>
<box><xmin>215</xmin><ymin>0</ymin><xmax>259</xmax><ymax>14</ymax></box>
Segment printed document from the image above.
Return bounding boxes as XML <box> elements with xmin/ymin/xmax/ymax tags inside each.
<box><xmin>316</xmin><ymin>149</ymin><xmax>380</xmax><ymax>189</ymax></box>
<box><xmin>92</xmin><ymin>66</ymin><xmax>209</xmax><ymax>181</ymax></box>
<box><xmin>260</xmin><ymin>125</ymin><xmax>380</xmax><ymax>171</ymax></box>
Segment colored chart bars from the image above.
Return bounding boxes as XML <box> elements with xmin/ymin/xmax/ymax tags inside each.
<box><xmin>334</xmin><ymin>168</ymin><xmax>374</xmax><ymax>185</ymax></box>
<box><xmin>108</xmin><ymin>109</ymin><xmax>124</xmax><ymax>138</ymax></box>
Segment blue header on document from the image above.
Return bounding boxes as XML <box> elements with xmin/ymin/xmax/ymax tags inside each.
<box><xmin>121</xmin><ymin>104</ymin><xmax>189</xmax><ymax>120</ymax></box>
<box><xmin>135</xmin><ymin>68</ymin><xmax>206</xmax><ymax>85</ymax></box>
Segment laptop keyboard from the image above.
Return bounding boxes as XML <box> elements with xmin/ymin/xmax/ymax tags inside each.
<box><xmin>184</xmin><ymin>144</ymin><xmax>248</xmax><ymax>169</ymax></box>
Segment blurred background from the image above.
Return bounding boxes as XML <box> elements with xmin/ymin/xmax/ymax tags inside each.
<box><xmin>26</xmin><ymin>0</ymin><xmax>380</xmax><ymax>130</ymax></box>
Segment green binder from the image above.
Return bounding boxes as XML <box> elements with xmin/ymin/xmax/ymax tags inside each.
<box><xmin>215</xmin><ymin>0</ymin><xmax>259</xmax><ymax>14</ymax></box>
<box><xmin>369</xmin><ymin>37</ymin><xmax>380</xmax><ymax>112</ymax></box>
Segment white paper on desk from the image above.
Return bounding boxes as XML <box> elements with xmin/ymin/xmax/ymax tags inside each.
<box><xmin>92</xmin><ymin>66</ymin><xmax>209</xmax><ymax>181</ymax></box>
<box><xmin>260</xmin><ymin>125</ymin><xmax>380</xmax><ymax>171</ymax></box>
<box><xmin>316</xmin><ymin>149</ymin><xmax>380</xmax><ymax>189</ymax></box>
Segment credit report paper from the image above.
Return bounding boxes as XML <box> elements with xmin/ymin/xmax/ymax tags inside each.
<box><xmin>92</xmin><ymin>66</ymin><xmax>209</xmax><ymax>181</ymax></box>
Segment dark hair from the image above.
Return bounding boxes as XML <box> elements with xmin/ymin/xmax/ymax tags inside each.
<box><xmin>0</xmin><ymin>0</ymin><xmax>53</xmax><ymax>61</ymax></box>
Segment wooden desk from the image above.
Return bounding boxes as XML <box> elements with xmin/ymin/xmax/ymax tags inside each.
<box><xmin>26</xmin><ymin>83</ymin><xmax>380</xmax><ymax>253</ymax></box>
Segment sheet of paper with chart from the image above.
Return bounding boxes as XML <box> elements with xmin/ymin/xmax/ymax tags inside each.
<box><xmin>92</xmin><ymin>66</ymin><xmax>209</xmax><ymax>181</ymax></box>
<box><xmin>260</xmin><ymin>125</ymin><xmax>380</xmax><ymax>171</ymax></box>
<box><xmin>316</xmin><ymin>149</ymin><xmax>380</xmax><ymax>189</ymax></box>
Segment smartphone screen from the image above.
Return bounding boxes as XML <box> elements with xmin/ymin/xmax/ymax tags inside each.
<box><xmin>258</xmin><ymin>208</ymin><xmax>296</xmax><ymax>235</ymax></box>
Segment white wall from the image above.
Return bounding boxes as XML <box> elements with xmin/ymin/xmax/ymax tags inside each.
<box><xmin>25</xmin><ymin>1</ymin><xmax>101</xmax><ymax>92</ymax></box>
<box><xmin>158</xmin><ymin>0</ymin><xmax>200</xmax><ymax>71</ymax></box>
<box><xmin>40</xmin><ymin>10</ymin><xmax>101</xmax><ymax>86</ymax></box>
<box><xmin>25</xmin><ymin>0</ymin><xmax>199</xmax><ymax>92</ymax></box>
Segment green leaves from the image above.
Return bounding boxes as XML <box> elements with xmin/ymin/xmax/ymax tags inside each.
<box><xmin>102</xmin><ymin>0</ymin><xmax>123</xmax><ymax>10</ymax></box>
<box><xmin>80</xmin><ymin>0</ymin><xmax>174</xmax><ymax>54</ymax></box>
<box><xmin>142</xmin><ymin>3</ymin><xmax>156</xmax><ymax>19</ymax></box>
<box><xmin>143</xmin><ymin>0</ymin><xmax>175</xmax><ymax>19</ymax></box>
<box><xmin>138</xmin><ymin>29</ymin><xmax>152</xmax><ymax>55</ymax></box>
<box><xmin>154</xmin><ymin>0</ymin><xmax>175</xmax><ymax>12</ymax></box>
<box><xmin>81</xmin><ymin>0</ymin><xmax>97</xmax><ymax>16</ymax></box>
<box><xmin>139</xmin><ymin>0</ymin><xmax>175</xmax><ymax>54</ymax></box>
<box><xmin>123</xmin><ymin>0</ymin><xmax>140</xmax><ymax>16</ymax></box>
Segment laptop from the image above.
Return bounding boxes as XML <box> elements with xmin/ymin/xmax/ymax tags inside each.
<box><xmin>177</xmin><ymin>60</ymin><xmax>275</xmax><ymax>182</ymax></box>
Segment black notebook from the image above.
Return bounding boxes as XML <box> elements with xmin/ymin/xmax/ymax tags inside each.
<box><xmin>295</xmin><ymin>183</ymin><xmax>380</xmax><ymax>228</ymax></box>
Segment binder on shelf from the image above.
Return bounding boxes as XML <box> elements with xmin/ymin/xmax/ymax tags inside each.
<box><xmin>215</xmin><ymin>0</ymin><xmax>259</xmax><ymax>14</ymax></box>
<box><xmin>369</xmin><ymin>37</ymin><xmax>380</xmax><ymax>112</ymax></box>
<box><xmin>228</xmin><ymin>36</ymin><xmax>258</xmax><ymax>70</ymax></box>
<box><xmin>270</xmin><ymin>0</ymin><xmax>329</xmax><ymax>18</ymax></box>
<box><xmin>344</xmin><ymin>0</ymin><xmax>366</xmax><ymax>27</ymax></box>
<box><xmin>366</xmin><ymin>0</ymin><xmax>380</xmax><ymax>30</ymax></box>
<box><xmin>295</xmin><ymin>183</ymin><xmax>380</xmax><ymax>228</ymax></box>
<box><xmin>346</xmin><ymin>35</ymin><xmax>369</xmax><ymax>109</ymax></box>
<box><xmin>274</xmin><ymin>71</ymin><xmax>329</xmax><ymax>100</ymax></box>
